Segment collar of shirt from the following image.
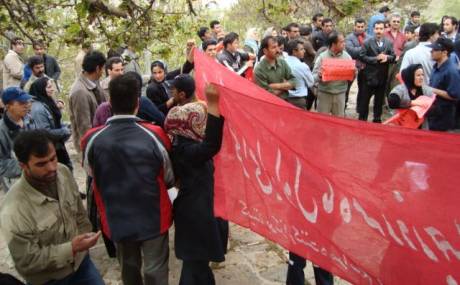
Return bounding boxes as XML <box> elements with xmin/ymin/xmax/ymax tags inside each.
<box><xmin>79</xmin><ymin>73</ymin><xmax>97</xmax><ymax>90</ymax></box>
<box><xmin>433</xmin><ymin>59</ymin><xmax>452</xmax><ymax>71</ymax></box>
<box><xmin>19</xmin><ymin>175</ymin><xmax>58</xmax><ymax>205</ymax></box>
<box><xmin>328</xmin><ymin>49</ymin><xmax>343</xmax><ymax>57</ymax></box>
<box><xmin>262</xmin><ymin>58</ymin><xmax>282</xmax><ymax>70</ymax></box>
<box><xmin>107</xmin><ymin>114</ymin><xmax>138</xmax><ymax>123</ymax></box>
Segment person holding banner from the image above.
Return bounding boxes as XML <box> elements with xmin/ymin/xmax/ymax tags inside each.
<box><xmin>312</xmin><ymin>32</ymin><xmax>353</xmax><ymax>117</ymax></box>
<box><xmin>164</xmin><ymin>77</ymin><xmax>227</xmax><ymax>285</ymax></box>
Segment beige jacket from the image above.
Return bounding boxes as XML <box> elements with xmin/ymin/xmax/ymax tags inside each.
<box><xmin>0</xmin><ymin>164</ymin><xmax>92</xmax><ymax>285</ymax></box>
<box><xmin>2</xmin><ymin>50</ymin><xmax>24</xmax><ymax>89</ymax></box>
<box><xmin>69</xmin><ymin>74</ymin><xmax>106</xmax><ymax>151</ymax></box>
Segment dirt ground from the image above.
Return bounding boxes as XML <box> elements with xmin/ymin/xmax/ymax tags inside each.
<box><xmin>0</xmin><ymin>83</ymin><xmax>380</xmax><ymax>285</ymax></box>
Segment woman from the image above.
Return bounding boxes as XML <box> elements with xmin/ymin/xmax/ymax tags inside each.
<box><xmin>165</xmin><ymin>84</ymin><xmax>227</xmax><ymax>285</ymax></box>
<box><xmin>388</xmin><ymin>64</ymin><xmax>452</xmax><ymax>129</ymax></box>
<box><xmin>29</xmin><ymin>77</ymin><xmax>72</xmax><ymax>169</ymax></box>
<box><xmin>244</xmin><ymin>28</ymin><xmax>260</xmax><ymax>56</ymax></box>
<box><xmin>146</xmin><ymin>57</ymin><xmax>194</xmax><ymax>115</ymax></box>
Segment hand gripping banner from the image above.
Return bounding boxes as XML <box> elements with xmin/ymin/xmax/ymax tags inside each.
<box><xmin>194</xmin><ymin>50</ymin><xmax>460</xmax><ymax>285</ymax></box>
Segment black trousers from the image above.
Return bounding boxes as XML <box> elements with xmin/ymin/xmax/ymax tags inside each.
<box><xmin>357</xmin><ymin>82</ymin><xmax>386</xmax><ymax>122</ymax></box>
<box><xmin>286</xmin><ymin>252</ymin><xmax>334</xmax><ymax>285</ymax></box>
<box><xmin>179</xmin><ymin>260</ymin><xmax>215</xmax><ymax>285</ymax></box>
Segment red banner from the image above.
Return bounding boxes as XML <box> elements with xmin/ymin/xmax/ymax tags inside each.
<box><xmin>194</xmin><ymin>50</ymin><xmax>460</xmax><ymax>285</ymax></box>
<box><xmin>321</xmin><ymin>58</ymin><xmax>356</xmax><ymax>81</ymax></box>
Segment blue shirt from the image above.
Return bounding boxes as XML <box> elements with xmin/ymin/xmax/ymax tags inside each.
<box><xmin>285</xmin><ymin>55</ymin><xmax>314</xmax><ymax>98</ymax></box>
<box><xmin>428</xmin><ymin>59</ymin><xmax>460</xmax><ymax>131</ymax></box>
<box><xmin>367</xmin><ymin>13</ymin><xmax>385</xmax><ymax>36</ymax></box>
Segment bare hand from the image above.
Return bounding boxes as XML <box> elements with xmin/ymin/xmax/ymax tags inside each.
<box><xmin>246</xmin><ymin>60</ymin><xmax>254</xmax><ymax>68</ymax></box>
<box><xmin>166</xmin><ymin>97</ymin><xmax>175</xmax><ymax>108</ymax></box>
<box><xmin>72</xmin><ymin>231</ymin><xmax>101</xmax><ymax>254</ymax></box>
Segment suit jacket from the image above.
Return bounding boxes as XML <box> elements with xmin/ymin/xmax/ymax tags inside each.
<box><xmin>43</xmin><ymin>54</ymin><xmax>61</xmax><ymax>81</ymax></box>
<box><xmin>359</xmin><ymin>37</ymin><xmax>396</xmax><ymax>86</ymax></box>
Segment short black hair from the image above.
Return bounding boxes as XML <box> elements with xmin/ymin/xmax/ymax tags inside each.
<box><xmin>223</xmin><ymin>32</ymin><xmax>239</xmax><ymax>49</ymax></box>
<box><xmin>202</xmin><ymin>39</ymin><xmax>217</xmax><ymax>51</ymax></box>
<box><xmin>14</xmin><ymin>130</ymin><xmax>54</xmax><ymax>164</ymax></box>
<box><xmin>286</xmin><ymin>39</ymin><xmax>304</xmax><ymax>55</ymax></box>
<box><xmin>419</xmin><ymin>23</ymin><xmax>439</xmax><ymax>41</ymax></box>
<box><xmin>10</xmin><ymin>37</ymin><xmax>24</xmax><ymax>49</ymax></box>
<box><xmin>82</xmin><ymin>51</ymin><xmax>106</xmax><ymax>73</ymax></box>
<box><xmin>322</xmin><ymin>18</ymin><xmax>333</xmax><ymax>26</ymax></box>
<box><xmin>355</xmin><ymin>18</ymin><xmax>366</xmax><ymax>25</ymax></box>
<box><xmin>106</xmin><ymin>56</ymin><xmax>123</xmax><ymax>71</ymax></box>
<box><xmin>444</xmin><ymin>16</ymin><xmax>458</xmax><ymax>27</ymax></box>
<box><xmin>28</xmin><ymin>56</ymin><xmax>44</xmax><ymax>69</ymax></box>
<box><xmin>260</xmin><ymin>36</ymin><xmax>277</xmax><ymax>51</ymax></box>
<box><xmin>109</xmin><ymin>73</ymin><xmax>140</xmax><ymax>114</ymax></box>
<box><xmin>197</xmin><ymin>27</ymin><xmax>209</xmax><ymax>39</ymax></box>
<box><xmin>276</xmin><ymin>35</ymin><xmax>287</xmax><ymax>48</ymax></box>
<box><xmin>32</xmin><ymin>40</ymin><xmax>45</xmax><ymax>50</ymax></box>
<box><xmin>299</xmin><ymin>25</ymin><xmax>312</xmax><ymax>36</ymax></box>
<box><xmin>327</xmin><ymin>31</ymin><xmax>343</xmax><ymax>47</ymax></box>
<box><xmin>374</xmin><ymin>20</ymin><xmax>385</xmax><ymax>28</ymax></box>
<box><xmin>312</xmin><ymin>13</ymin><xmax>324</xmax><ymax>22</ymax></box>
<box><xmin>379</xmin><ymin>6</ymin><xmax>390</xmax><ymax>13</ymax></box>
<box><xmin>404</xmin><ymin>25</ymin><xmax>416</xmax><ymax>33</ymax></box>
<box><xmin>210</xmin><ymin>20</ymin><xmax>220</xmax><ymax>29</ymax></box>
<box><xmin>286</xmin><ymin>23</ymin><xmax>299</xmax><ymax>32</ymax></box>
<box><xmin>410</xmin><ymin>11</ymin><xmax>420</xmax><ymax>18</ymax></box>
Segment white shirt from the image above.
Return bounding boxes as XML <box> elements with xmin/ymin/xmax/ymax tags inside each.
<box><xmin>400</xmin><ymin>41</ymin><xmax>435</xmax><ymax>84</ymax></box>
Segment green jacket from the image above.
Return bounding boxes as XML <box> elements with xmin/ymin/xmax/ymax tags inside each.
<box><xmin>312</xmin><ymin>49</ymin><xmax>353</xmax><ymax>95</ymax></box>
<box><xmin>0</xmin><ymin>164</ymin><xmax>92</xmax><ymax>285</ymax></box>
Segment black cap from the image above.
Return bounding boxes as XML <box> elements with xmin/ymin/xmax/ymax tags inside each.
<box><xmin>428</xmin><ymin>37</ymin><xmax>454</xmax><ymax>52</ymax></box>
<box><xmin>171</xmin><ymin>74</ymin><xmax>195</xmax><ymax>98</ymax></box>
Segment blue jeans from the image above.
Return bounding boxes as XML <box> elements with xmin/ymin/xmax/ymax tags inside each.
<box><xmin>42</xmin><ymin>255</ymin><xmax>104</xmax><ymax>285</ymax></box>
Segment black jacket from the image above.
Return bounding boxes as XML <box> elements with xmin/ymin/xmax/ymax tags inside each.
<box><xmin>43</xmin><ymin>54</ymin><xmax>61</xmax><ymax>81</ymax></box>
<box><xmin>172</xmin><ymin>115</ymin><xmax>227</xmax><ymax>262</ymax></box>
<box><xmin>359</xmin><ymin>37</ymin><xmax>396</xmax><ymax>87</ymax></box>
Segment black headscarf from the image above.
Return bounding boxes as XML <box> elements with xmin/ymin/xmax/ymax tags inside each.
<box><xmin>401</xmin><ymin>64</ymin><xmax>424</xmax><ymax>100</ymax></box>
<box><xmin>29</xmin><ymin>77</ymin><xmax>62</xmax><ymax>128</ymax></box>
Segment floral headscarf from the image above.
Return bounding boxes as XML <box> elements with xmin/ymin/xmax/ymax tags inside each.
<box><xmin>164</xmin><ymin>101</ymin><xmax>207</xmax><ymax>142</ymax></box>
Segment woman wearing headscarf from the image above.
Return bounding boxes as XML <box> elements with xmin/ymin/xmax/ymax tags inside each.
<box><xmin>164</xmin><ymin>81</ymin><xmax>227</xmax><ymax>285</ymax></box>
<box><xmin>29</xmin><ymin>77</ymin><xmax>72</xmax><ymax>169</ymax></box>
<box><xmin>388</xmin><ymin>64</ymin><xmax>451</xmax><ymax>129</ymax></box>
<box><xmin>146</xmin><ymin>43</ymin><xmax>195</xmax><ymax>115</ymax></box>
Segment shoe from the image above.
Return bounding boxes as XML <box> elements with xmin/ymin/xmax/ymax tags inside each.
<box><xmin>373</xmin><ymin>118</ymin><xmax>382</xmax><ymax>123</ymax></box>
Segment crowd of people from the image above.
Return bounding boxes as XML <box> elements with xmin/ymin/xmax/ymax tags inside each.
<box><xmin>0</xmin><ymin>5</ymin><xmax>459</xmax><ymax>285</ymax></box>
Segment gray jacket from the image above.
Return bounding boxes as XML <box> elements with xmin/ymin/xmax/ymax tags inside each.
<box><xmin>0</xmin><ymin>114</ymin><xmax>36</xmax><ymax>190</ymax></box>
<box><xmin>345</xmin><ymin>32</ymin><xmax>368</xmax><ymax>69</ymax></box>
<box><xmin>389</xmin><ymin>84</ymin><xmax>433</xmax><ymax>108</ymax></box>
<box><xmin>30</xmin><ymin>99</ymin><xmax>71</xmax><ymax>141</ymax></box>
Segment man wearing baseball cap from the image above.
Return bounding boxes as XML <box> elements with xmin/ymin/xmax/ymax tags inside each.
<box><xmin>427</xmin><ymin>37</ymin><xmax>460</xmax><ymax>131</ymax></box>
<box><xmin>0</xmin><ymin>87</ymin><xmax>35</xmax><ymax>191</ymax></box>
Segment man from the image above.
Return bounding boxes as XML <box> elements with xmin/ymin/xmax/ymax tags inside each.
<box><xmin>100</xmin><ymin>56</ymin><xmax>124</xmax><ymax>100</ymax></box>
<box><xmin>23</xmin><ymin>56</ymin><xmax>45</xmax><ymax>92</ymax></box>
<box><xmin>285</xmin><ymin>39</ymin><xmax>314</xmax><ymax>109</ymax></box>
<box><xmin>0</xmin><ymin>130</ymin><xmax>104</xmax><ymax>285</ymax></box>
<box><xmin>254</xmin><ymin>36</ymin><xmax>296</xmax><ymax>99</ymax></box>
<box><xmin>122</xmin><ymin>45</ymin><xmax>142</xmax><ymax>75</ymax></box>
<box><xmin>3</xmin><ymin>37</ymin><xmax>25</xmax><ymax>89</ymax></box>
<box><xmin>197</xmin><ymin>27</ymin><xmax>213</xmax><ymax>50</ymax></box>
<box><xmin>203</xmin><ymin>39</ymin><xmax>218</xmax><ymax>59</ymax></box>
<box><xmin>442</xmin><ymin>16</ymin><xmax>460</xmax><ymax>42</ymax></box>
<box><xmin>384</xmin><ymin>13</ymin><xmax>406</xmax><ymax>58</ymax></box>
<box><xmin>299</xmin><ymin>25</ymin><xmax>316</xmax><ymax>70</ymax></box>
<box><xmin>313</xmin><ymin>32</ymin><xmax>353</xmax><ymax>117</ymax></box>
<box><xmin>427</xmin><ymin>37</ymin><xmax>460</xmax><ymax>131</ymax></box>
<box><xmin>402</xmin><ymin>26</ymin><xmax>418</xmax><ymax>52</ymax></box>
<box><xmin>367</xmin><ymin>6</ymin><xmax>390</xmax><ymax>36</ymax></box>
<box><xmin>210</xmin><ymin>20</ymin><xmax>223</xmax><ymax>40</ymax></box>
<box><xmin>75</xmin><ymin>42</ymin><xmax>91</xmax><ymax>77</ymax></box>
<box><xmin>32</xmin><ymin>41</ymin><xmax>61</xmax><ymax>82</ymax></box>
<box><xmin>312</xmin><ymin>18</ymin><xmax>334</xmax><ymax>51</ymax></box>
<box><xmin>82</xmin><ymin>73</ymin><xmax>174</xmax><ymax>285</ymax></box>
<box><xmin>405</xmin><ymin>11</ymin><xmax>421</xmax><ymax>31</ymax></box>
<box><xmin>346</xmin><ymin>18</ymin><xmax>368</xmax><ymax>108</ymax></box>
<box><xmin>0</xmin><ymin>87</ymin><xmax>35</xmax><ymax>191</ymax></box>
<box><xmin>286</xmin><ymin>23</ymin><xmax>300</xmax><ymax>40</ymax></box>
<box><xmin>69</xmin><ymin>51</ymin><xmax>106</xmax><ymax>151</ymax></box>
<box><xmin>217</xmin><ymin>32</ymin><xmax>252</xmax><ymax>76</ymax></box>
<box><xmin>311</xmin><ymin>13</ymin><xmax>324</xmax><ymax>34</ymax></box>
<box><xmin>359</xmin><ymin>20</ymin><xmax>396</xmax><ymax>122</ymax></box>
<box><xmin>400</xmin><ymin>23</ymin><xmax>439</xmax><ymax>83</ymax></box>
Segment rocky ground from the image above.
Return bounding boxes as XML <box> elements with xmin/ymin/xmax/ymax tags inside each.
<box><xmin>0</xmin><ymin>83</ymin><xmax>384</xmax><ymax>285</ymax></box>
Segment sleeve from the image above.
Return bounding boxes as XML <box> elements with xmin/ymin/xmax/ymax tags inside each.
<box><xmin>446</xmin><ymin>71</ymin><xmax>460</xmax><ymax>99</ymax></box>
<box><xmin>138</xmin><ymin>97</ymin><xmax>165</xmax><ymax>126</ymax></box>
<box><xmin>387</xmin><ymin>93</ymin><xmax>403</xmax><ymax>109</ymax></box>
<box><xmin>0</xmin><ymin>137</ymin><xmax>22</xmax><ymax>178</ymax></box>
<box><xmin>284</xmin><ymin>62</ymin><xmax>296</xmax><ymax>87</ymax></box>
<box><xmin>70</xmin><ymin>91</ymin><xmax>93</xmax><ymax>142</ymax></box>
<box><xmin>178</xmin><ymin>115</ymin><xmax>224</xmax><ymax>164</ymax></box>
<box><xmin>400</xmin><ymin>51</ymin><xmax>411</xmax><ymax>71</ymax></box>
<box><xmin>386</xmin><ymin>42</ymin><xmax>397</xmax><ymax>63</ymax></box>
<box><xmin>146</xmin><ymin>84</ymin><xmax>169</xmax><ymax>114</ymax></box>
<box><xmin>4</xmin><ymin>55</ymin><xmax>23</xmax><ymax>80</ymax></box>
<box><xmin>305</xmin><ymin>41</ymin><xmax>316</xmax><ymax>58</ymax></box>
<box><xmin>50</xmin><ymin>57</ymin><xmax>61</xmax><ymax>81</ymax></box>
<box><xmin>302</xmin><ymin>64</ymin><xmax>315</xmax><ymax>88</ymax></box>
<box><xmin>65</xmin><ymin>166</ymin><xmax>92</xmax><ymax>234</ymax></box>
<box><xmin>254</xmin><ymin>66</ymin><xmax>274</xmax><ymax>93</ymax></box>
<box><xmin>1</xmin><ymin>214</ymin><xmax>74</xmax><ymax>275</ymax></box>
<box><xmin>181</xmin><ymin>60</ymin><xmax>194</xmax><ymax>74</ymax></box>
<box><xmin>345</xmin><ymin>36</ymin><xmax>362</xmax><ymax>59</ymax></box>
<box><xmin>312</xmin><ymin>53</ymin><xmax>323</xmax><ymax>82</ymax></box>
<box><xmin>359</xmin><ymin>42</ymin><xmax>378</xmax><ymax>64</ymax></box>
<box><xmin>388</xmin><ymin>85</ymin><xmax>411</xmax><ymax>108</ymax></box>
